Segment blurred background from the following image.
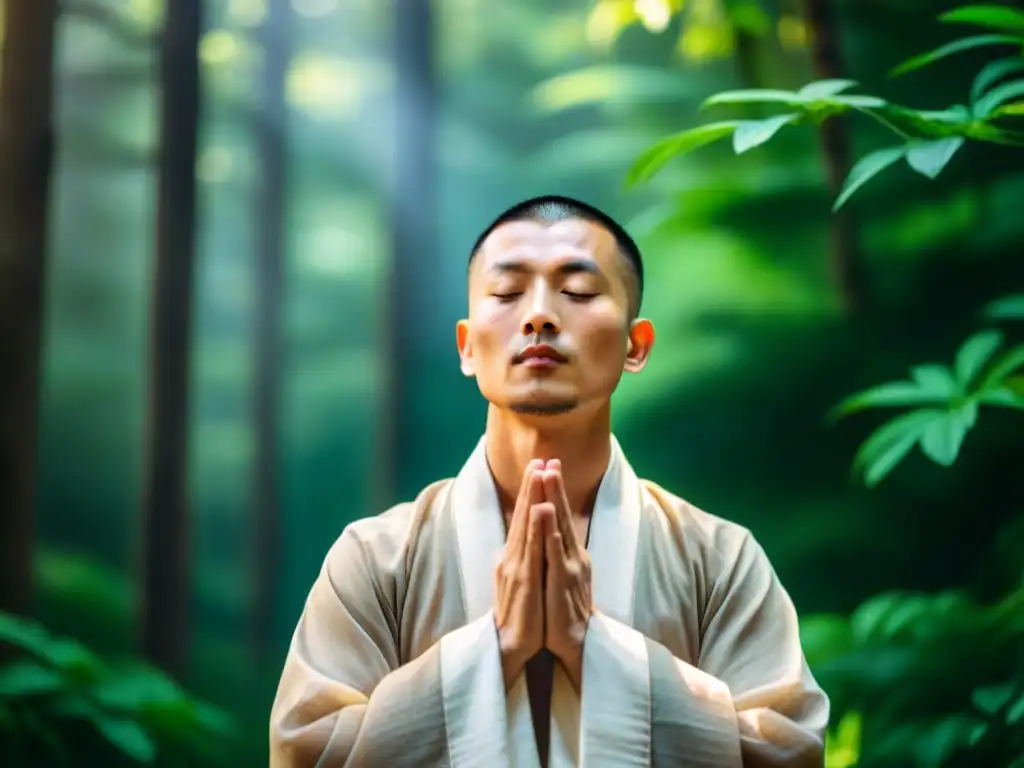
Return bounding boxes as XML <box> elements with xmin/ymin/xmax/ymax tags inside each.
<box><xmin>1</xmin><ymin>0</ymin><xmax>1022</xmax><ymax>765</ymax></box>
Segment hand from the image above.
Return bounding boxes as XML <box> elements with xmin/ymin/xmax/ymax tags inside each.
<box><xmin>542</xmin><ymin>460</ymin><xmax>593</xmax><ymax>692</ymax></box>
<box><xmin>493</xmin><ymin>459</ymin><xmax>549</xmax><ymax>691</ymax></box>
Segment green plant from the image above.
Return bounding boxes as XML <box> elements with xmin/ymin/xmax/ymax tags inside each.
<box><xmin>624</xmin><ymin>3</ymin><xmax>1024</xmax><ymax>765</ymax></box>
<box><xmin>803</xmin><ymin>563</ymin><xmax>1024</xmax><ymax>768</ymax></box>
<box><xmin>626</xmin><ymin>3</ymin><xmax>1024</xmax><ymax>211</ymax></box>
<box><xmin>0</xmin><ymin>612</ymin><xmax>238</xmax><ymax>766</ymax></box>
<box><xmin>832</xmin><ymin>312</ymin><xmax>1024</xmax><ymax>488</ymax></box>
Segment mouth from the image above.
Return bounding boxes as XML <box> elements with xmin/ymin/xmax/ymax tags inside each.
<box><xmin>516</xmin><ymin>344</ymin><xmax>568</xmax><ymax>369</ymax></box>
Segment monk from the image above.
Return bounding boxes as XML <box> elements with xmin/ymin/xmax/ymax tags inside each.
<box><xmin>269</xmin><ymin>195</ymin><xmax>829</xmax><ymax>767</ymax></box>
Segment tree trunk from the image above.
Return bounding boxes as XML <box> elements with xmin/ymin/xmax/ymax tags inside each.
<box><xmin>0</xmin><ymin>0</ymin><xmax>59</xmax><ymax>618</ymax></box>
<box><xmin>801</xmin><ymin>0</ymin><xmax>866</xmax><ymax>312</ymax></box>
<box><xmin>139</xmin><ymin>0</ymin><xmax>202</xmax><ymax>678</ymax></box>
<box><xmin>375</xmin><ymin>0</ymin><xmax>437</xmax><ymax>509</ymax></box>
<box><xmin>252</xmin><ymin>0</ymin><xmax>290</xmax><ymax>661</ymax></box>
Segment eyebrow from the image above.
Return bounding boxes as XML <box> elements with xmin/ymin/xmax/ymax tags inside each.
<box><xmin>488</xmin><ymin>258</ymin><xmax>603</xmax><ymax>278</ymax></box>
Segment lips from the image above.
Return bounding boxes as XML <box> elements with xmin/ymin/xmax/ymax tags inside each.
<box><xmin>518</xmin><ymin>344</ymin><xmax>567</xmax><ymax>364</ymax></box>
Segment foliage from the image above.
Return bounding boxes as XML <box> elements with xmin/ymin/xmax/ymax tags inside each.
<box><xmin>626</xmin><ymin>3</ymin><xmax>1024</xmax><ymax>210</ymax></box>
<box><xmin>805</xmin><ymin>560</ymin><xmax>1024</xmax><ymax>768</ymax></box>
<box><xmin>624</xmin><ymin>3</ymin><xmax>1024</xmax><ymax>766</ymax></box>
<box><xmin>832</xmin><ymin>317</ymin><xmax>1024</xmax><ymax>487</ymax></box>
<box><xmin>0</xmin><ymin>612</ymin><xmax>238</xmax><ymax>766</ymax></box>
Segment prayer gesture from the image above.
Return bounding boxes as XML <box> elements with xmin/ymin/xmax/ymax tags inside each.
<box><xmin>541</xmin><ymin>460</ymin><xmax>593</xmax><ymax>690</ymax></box>
<box><xmin>494</xmin><ymin>459</ymin><xmax>550</xmax><ymax>690</ymax></box>
<box><xmin>493</xmin><ymin>459</ymin><xmax>594</xmax><ymax>692</ymax></box>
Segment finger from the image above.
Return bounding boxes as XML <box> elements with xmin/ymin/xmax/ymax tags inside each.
<box><xmin>545</xmin><ymin>530</ymin><xmax>564</xmax><ymax>582</ymax></box>
<box><xmin>507</xmin><ymin>460</ymin><xmax>544</xmax><ymax>554</ymax></box>
<box><xmin>525</xmin><ymin>503</ymin><xmax>551</xmax><ymax>585</ymax></box>
<box><xmin>542</xmin><ymin>465</ymin><xmax>579</xmax><ymax>553</ymax></box>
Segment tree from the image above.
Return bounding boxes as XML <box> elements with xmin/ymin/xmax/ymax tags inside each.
<box><xmin>800</xmin><ymin>0</ymin><xmax>864</xmax><ymax>312</ymax></box>
<box><xmin>0</xmin><ymin>0</ymin><xmax>59</xmax><ymax>618</ymax></box>
<box><xmin>139</xmin><ymin>0</ymin><xmax>203</xmax><ymax>678</ymax></box>
<box><xmin>375</xmin><ymin>0</ymin><xmax>438</xmax><ymax>508</ymax></box>
<box><xmin>252</xmin><ymin>0</ymin><xmax>291</xmax><ymax>660</ymax></box>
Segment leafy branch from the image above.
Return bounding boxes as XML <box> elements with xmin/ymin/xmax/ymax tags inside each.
<box><xmin>626</xmin><ymin>3</ymin><xmax>1024</xmax><ymax>210</ymax></box>
<box><xmin>0</xmin><ymin>612</ymin><xmax>237</xmax><ymax>765</ymax></box>
<box><xmin>830</xmin><ymin>312</ymin><xmax>1024</xmax><ymax>488</ymax></box>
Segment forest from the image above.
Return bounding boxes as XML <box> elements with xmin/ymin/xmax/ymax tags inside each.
<box><xmin>0</xmin><ymin>0</ymin><xmax>1022</xmax><ymax>765</ymax></box>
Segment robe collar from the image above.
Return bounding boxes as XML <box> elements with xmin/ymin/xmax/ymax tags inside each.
<box><xmin>448</xmin><ymin>433</ymin><xmax>643</xmax><ymax>627</ymax></box>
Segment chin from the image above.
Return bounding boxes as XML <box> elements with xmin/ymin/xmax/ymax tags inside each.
<box><xmin>508</xmin><ymin>400</ymin><xmax>579</xmax><ymax>417</ymax></box>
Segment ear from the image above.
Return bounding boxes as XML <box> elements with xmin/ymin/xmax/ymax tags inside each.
<box><xmin>624</xmin><ymin>318</ymin><xmax>655</xmax><ymax>373</ymax></box>
<box><xmin>456</xmin><ymin>319</ymin><xmax>476</xmax><ymax>377</ymax></box>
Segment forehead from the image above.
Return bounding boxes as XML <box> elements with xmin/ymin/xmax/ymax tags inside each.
<box><xmin>474</xmin><ymin>218</ymin><xmax>620</xmax><ymax>271</ymax></box>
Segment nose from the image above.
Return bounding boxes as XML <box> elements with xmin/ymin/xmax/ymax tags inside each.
<box><xmin>520</xmin><ymin>287</ymin><xmax>561</xmax><ymax>336</ymax></box>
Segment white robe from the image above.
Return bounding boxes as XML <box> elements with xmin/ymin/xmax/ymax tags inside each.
<box><xmin>270</xmin><ymin>436</ymin><xmax>829</xmax><ymax>767</ymax></box>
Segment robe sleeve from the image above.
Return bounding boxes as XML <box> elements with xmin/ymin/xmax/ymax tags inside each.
<box><xmin>269</xmin><ymin>528</ymin><xmax>510</xmax><ymax>767</ymax></box>
<box><xmin>578</xmin><ymin>531</ymin><xmax>829</xmax><ymax>768</ymax></box>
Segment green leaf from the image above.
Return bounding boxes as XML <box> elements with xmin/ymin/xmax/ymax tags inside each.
<box><xmin>970</xmin><ymin>57</ymin><xmax>1024</xmax><ymax>104</ymax></box>
<box><xmin>0</xmin><ymin>612</ymin><xmax>52</xmax><ymax>656</ymax></box>
<box><xmin>853</xmin><ymin>410</ymin><xmax>942</xmax><ymax>486</ymax></box>
<box><xmin>961</xmin><ymin>399</ymin><xmax>979</xmax><ymax>426</ymax></box>
<box><xmin>940</xmin><ymin>4</ymin><xmax>1024</xmax><ymax>33</ymax></box>
<box><xmin>831</xmin><ymin>380</ymin><xmax>941</xmax><ymax>419</ymax></box>
<box><xmin>732</xmin><ymin>113</ymin><xmax>798</xmax><ymax>154</ymax></box>
<box><xmin>993</xmin><ymin>99</ymin><xmax>1024</xmax><ymax>115</ymax></box>
<box><xmin>0</xmin><ymin>661</ymin><xmax>65</xmax><ymax>696</ymax></box>
<box><xmin>91</xmin><ymin>714</ymin><xmax>157</xmax><ymax>763</ymax></box>
<box><xmin>624</xmin><ymin>122</ymin><xmax>740</xmax><ymax>187</ymax></box>
<box><xmin>833</xmin><ymin>146</ymin><xmax>907</xmax><ymax>211</ymax></box>
<box><xmin>955</xmin><ymin>330</ymin><xmax>1004</xmax><ymax>387</ymax></box>
<box><xmin>975</xmin><ymin>78</ymin><xmax>1024</xmax><ymax>116</ymax></box>
<box><xmin>799</xmin><ymin>614</ymin><xmax>853</xmax><ymax>668</ymax></box>
<box><xmin>831</xmin><ymin>94</ymin><xmax>888</xmax><ymax>109</ymax></box>
<box><xmin>890</xmin><ymin>35</ymin><xmax>1023</xmax><ymax>78</ymax></box>
<box><xmin>906</xmin><ymin>137</ymin><xmax>964</xmax><ymax>178</ymax></box>
<box><xmin>797</xmin><ymin>78</ymin><xmax>858</xmax><ymax>100</ymax></box>
<box><xmin>701</xmin><ymin>89</ymin><xmax>799</xmax><ymax>109</ymax></box>
<box><xmin>986</xmin><ymin>292</ymin><xmax>1024</xmax><ymax>319</ymax></box>
<box><xmin>909</xmin><ymin>364</ymin><xmax>959</xmax><ymax>396</ymax></box>
<box><xmin>40</xmin><ymin>638</ymin><xmax>104</xmax><ymax>683</ymax></box>
<box><xmin>921</xmin><ymin>411</ymin><xmax>966</xmax><ymax>466</ymax></box>
<box><xmin>920</xmin><ymin>409</ymin><xmax>970</xmax><ymax>466</ymax></box>
<box><xmin>979</xmin><ymin>344</ymin><xmax>1024</xmax><ymax>390</ymax></box>
<box><xmin>977</xmin><ymin>387</ymin><xmax>1024</xmax><ymax>409</ymax></box>
<box><xmin>972</xmin><ymin>682</ymin><xmax>1016</xmax><ymax>714</ymax></box>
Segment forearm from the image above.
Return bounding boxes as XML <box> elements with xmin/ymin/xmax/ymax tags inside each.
<box><xmin>272</xmin><ymin>612</ymin><xmax>511</xmax><ymax>768</ymax></box>
<box><xmin>578</xmin><ymin>614</ymin><xmax>826</xmax><ymax>768</ymax></box>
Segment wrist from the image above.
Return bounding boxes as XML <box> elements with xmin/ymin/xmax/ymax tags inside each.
<box><xmin>557</xmin><ymin>645</ymin><xmax>584</xmax><ymax>693</ymax></box>
<box><xmin>500</xmin><ymin>647</ymin><xmax>529</xmax><ymax>692</ymax></box>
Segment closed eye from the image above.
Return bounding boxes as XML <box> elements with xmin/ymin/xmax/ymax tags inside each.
<box><xmin>492</xmin><ymin>292</ymin><xmax>522</xmax><ymax>302</ymax></box>
<box><xmin>563</xmin><ymin>291</ymin><xmax>597</xmax><ymax>301</ymax></box>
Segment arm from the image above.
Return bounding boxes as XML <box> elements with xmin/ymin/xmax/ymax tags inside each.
<box><xmin>269</xmin><ymin>529</ymin><xmax>510</xmax><ymax>768</ymax></box>
<box><xmin>578</xmin><ymin>533</ymin><xmax>829</xmax><ymax>768</ymax></box>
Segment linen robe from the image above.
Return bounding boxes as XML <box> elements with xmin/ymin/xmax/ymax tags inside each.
<box><xmin>270</xmin><ymin>436</ymin><xmax>829</xmax><ymax>767</ymax></box>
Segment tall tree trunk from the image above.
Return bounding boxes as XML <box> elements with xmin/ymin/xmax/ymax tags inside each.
<box><xmin>0</xmin><ymin>0</ymin><xmax>58</xmax><ymax>619</ymax></box>
<box><xmin>734</xmin><ymin>30</ymin><xmax>762</xmax><ymax>87</ymax></box>
<box><xmin>140</xmin><ymin>0</ymin><xmax>202</xmax><ymax>678</ymax></box>
<box><xmin>375</xmin><ymin>0</ymin><xmax>437</xmax><ymax>509</ymax></box>
<box><xmin>801</xmin><ymin>0</ymin><xmax>866</xmax><ymax>312</ymax></box>
<box><xmin>252</xmin><ymin>0</ymin><xmax>290</xmax><ymax>661</ymax></box>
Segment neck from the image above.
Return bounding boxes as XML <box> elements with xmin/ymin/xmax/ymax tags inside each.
<box><xmin>484</xmin><ymin>404</ymin><xmax>612</xmax><ymax>517</ymax></box>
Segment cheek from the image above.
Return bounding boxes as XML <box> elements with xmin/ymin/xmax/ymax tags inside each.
<box><xmin>468</xmin><ymin>309</ymin><xmax>514</xmax><ymax>358</ymax></box>
<box><xmin>575</xmin><ymin>307</ymin><xmax>629</xmax><ymax>360</ymax></box>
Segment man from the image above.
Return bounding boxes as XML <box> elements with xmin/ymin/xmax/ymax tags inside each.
<box><xmin>270</xmin><ymin>195</ymin><xmax>829</xmax><ymax>767</ymax></box>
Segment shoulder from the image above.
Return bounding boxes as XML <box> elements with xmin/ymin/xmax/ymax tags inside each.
<box><xmin>323</xmin><ymin>478</ymin><xmax>455</xmax><ymax>579</ymax></box>
<box><xmin>639</xmin><ymin>479</ymin><xmax>774</xmax><ymax>578</ymax></box>
<box><xmin>641</xmin><ymin>480</ymin><xmax>754</xmax><ymax>553</ymax></box>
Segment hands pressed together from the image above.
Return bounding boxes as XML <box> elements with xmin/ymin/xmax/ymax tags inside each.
<box><xmin>493</xmin><ymin>459</ymin><xmax>593</xmax><ymax>693</ymax></box>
